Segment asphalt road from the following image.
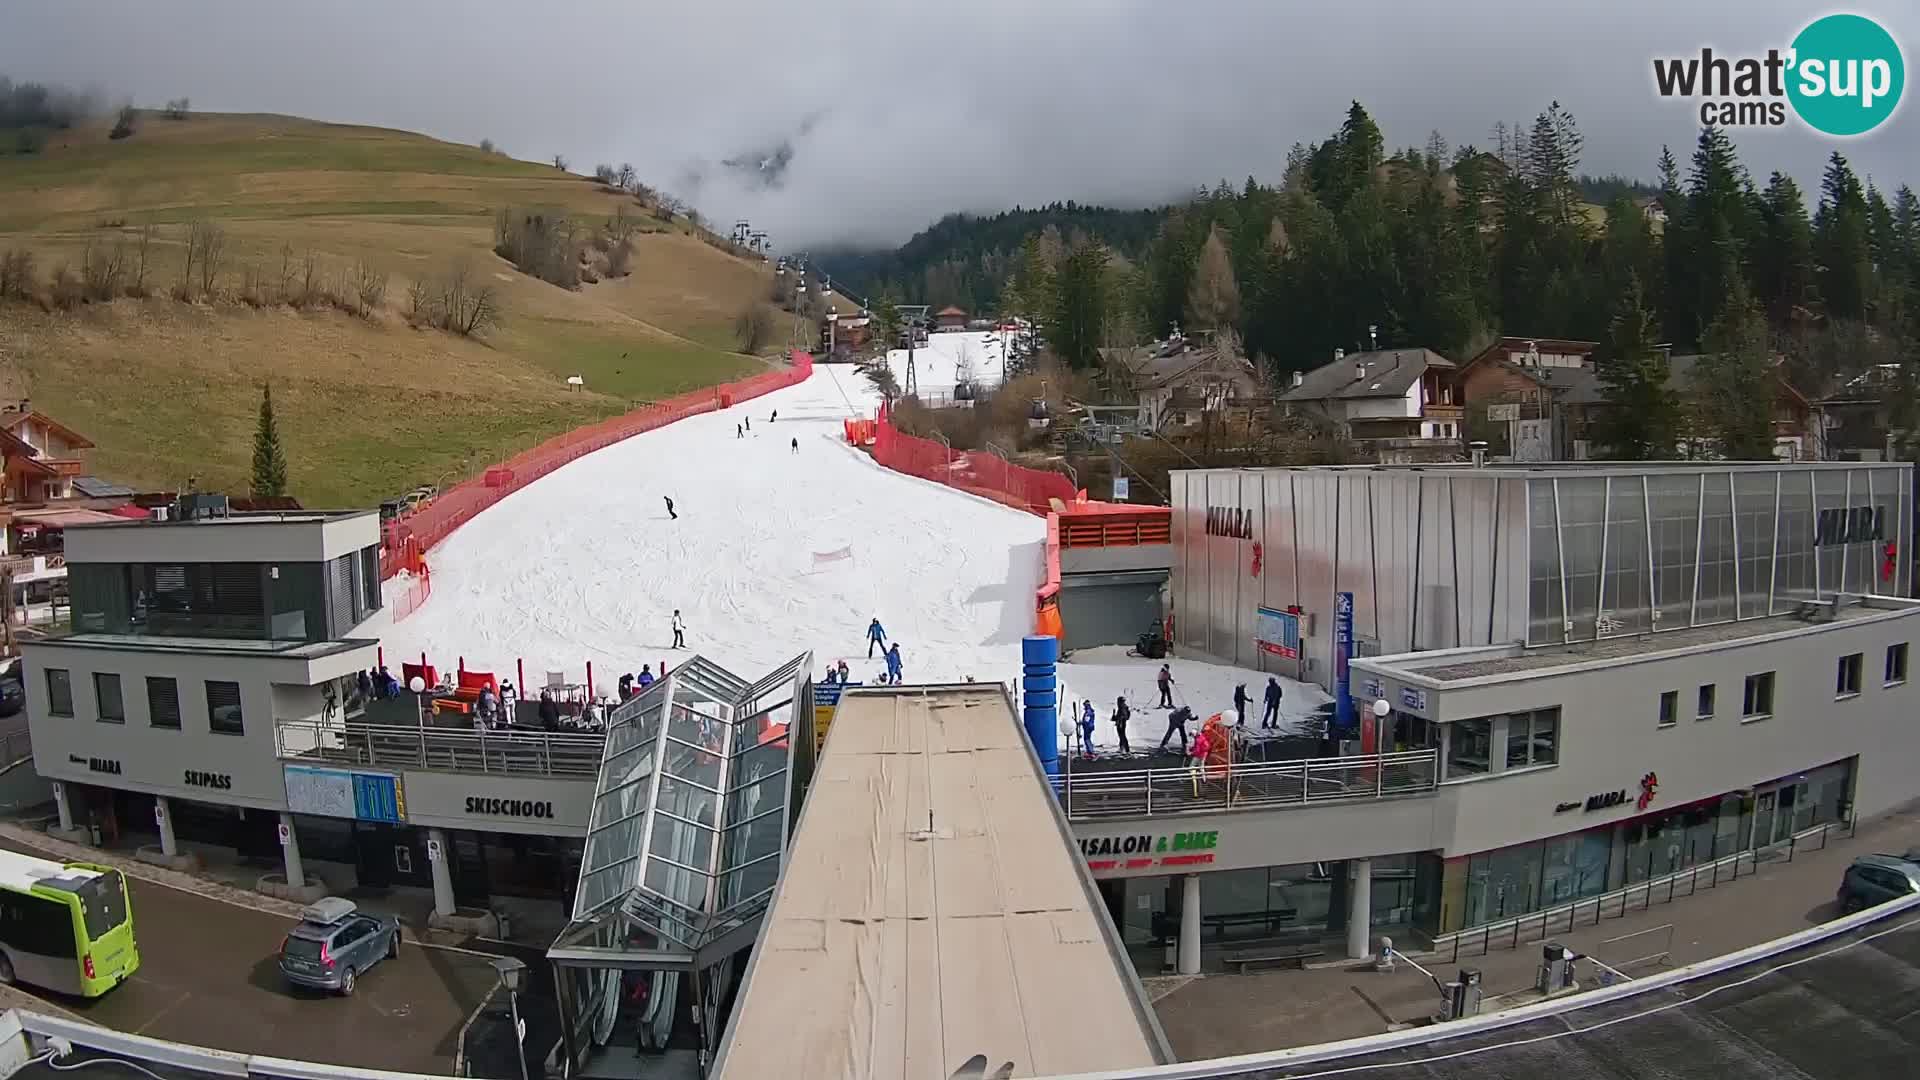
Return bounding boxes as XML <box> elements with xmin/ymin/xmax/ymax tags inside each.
<box><xmin>0</xmin><ymin>837</ymin><xmax>502</xmax><ymax>1073</ymax></box>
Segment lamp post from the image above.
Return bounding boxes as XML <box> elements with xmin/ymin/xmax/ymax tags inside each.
<box><xmin>408</xmin><ymin>676</ymin><xmax>427</xmax><ymax>727</ymax></box>
<box><xmin>490</xmin><ymin>956</ymin><xmax>531</xmax><ymax>1080</ymax></box>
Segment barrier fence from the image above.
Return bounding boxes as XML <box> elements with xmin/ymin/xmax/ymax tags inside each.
<box><xmin>382</xmin><ymin>351</ymin><xmax>814</xmax><ymax>579</ymax></box>
<box><xmin>869</xmin><ymin>405</ymin><xmax>1077</xmax><ymax>517</ymax></box>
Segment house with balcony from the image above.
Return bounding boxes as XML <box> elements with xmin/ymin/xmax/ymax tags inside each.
<box><xmin>1454</xmin><ymin>336</ymin><xmax>1603</xmax><ymax>461</ymax></box>
<box><xmin>1277</xmin><ymin>347</ymin><xmax>1460</xmax><ymax>461</ymax></box>
<box><xmin>1</xmin><ymin>400</ymin><xmax>94</xmax><ymax>501</ymax></box>
<box><xmin>1106</xmin><ymin>335</ymin><xmax>1263</xmax><ymax>435</ymax></box>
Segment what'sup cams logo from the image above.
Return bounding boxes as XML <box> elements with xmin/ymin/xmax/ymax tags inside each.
<box><xmin>1653</xmin><ymin>13</ymin><xmax>1905</xmax><ymax>136</ymax></box>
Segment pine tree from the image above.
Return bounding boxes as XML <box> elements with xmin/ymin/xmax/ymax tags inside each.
<box><xmin>1693</xmin><ymin>281</ymin><xmax>1775</xmax><ymax>459</ymax></box>
<box><xmin>1594</xmin><ymin>274</ymin><xmax>1680</xmax><ymax>459</ymax></box>
<box><xmin>1049</xmin><ymin>238</ymin><xmax>1109</xmax><ymax>369</ymax></box>
<box><xmin>1186</xmin><ymin>225</ymin><xmax>1241</xmax><ymax>330</ymax></box>
<box><xmin>1814</xmin><ymin>151</ymin><xmax>1871</xmax><ymax>321</ymax></box>
<box><xmin>250</xmin><ymin>383</ymin><xmax>289</xmax><ymax>498</ymax></box>
<box><xmin>1753</xmin><ymin>172</ymin><xmax>1815</xmax><ymax>326</ymax></box>
<box><xmin>1683</xmin><ymin>126</ymin><xmax>1755</xmax><ymax>346</ymax></box>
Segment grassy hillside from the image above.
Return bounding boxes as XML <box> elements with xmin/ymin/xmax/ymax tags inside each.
<box><xmin>0</xmin><ymin>112</ymin><xmax>786</xmax><ymax>506</ymax></box>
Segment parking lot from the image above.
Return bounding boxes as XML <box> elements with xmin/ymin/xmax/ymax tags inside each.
<box><xmin>0</xmin><ymin>837</ymin><xmax>503</xmax><ymax>1073</ymax></box>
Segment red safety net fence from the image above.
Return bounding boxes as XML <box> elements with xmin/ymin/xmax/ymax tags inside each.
<box><xmin>382</xmin><ymin>351</ymin><xmax>814</xmax><ymax>578</ymax></box>
<box><xmin>869</xmin><ymin>404</ymin><xmax>1077</xmax><ymax>517</ymax></box>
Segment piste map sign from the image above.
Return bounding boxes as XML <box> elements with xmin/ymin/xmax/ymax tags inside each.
<box><xmin>1079</xmin><ymin>829</ymin><xmax>1220</xmax><ymax>874</ymax></box>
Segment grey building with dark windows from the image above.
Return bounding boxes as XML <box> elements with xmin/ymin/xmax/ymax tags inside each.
<box><xmin>1093</xmin><ymin>462</ymin><xmax>1920</xmax><ymax>955</ymax></box>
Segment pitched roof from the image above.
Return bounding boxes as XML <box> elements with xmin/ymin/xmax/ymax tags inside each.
<box><xmin>1667</xmin><ymin>354</ymin><xmax>1810</xmax><ymax>406</ymax></box>
<box><xmin>0</xmin><ymin>410</ymin><xmax>94</xmax><ymax>450</ymax></box>
<box><xmin>71</xmin><ymin>476</ymin><xmax>135</xmax><ymax>498</ymax></box>
<box><xmin>1281</xmin><ymin>348</ymin><xmax>1454</xmax><ymax>402</ymax></box>
<box><xmin>934</xmin><ymin>305</ymin><xmax>967</xmax><ymax>317</ymax></box>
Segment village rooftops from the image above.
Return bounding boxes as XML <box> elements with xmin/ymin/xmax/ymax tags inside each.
<box><xmin>1280</xmin><ymin>348</ymin><xmax>1453</xmax><ymax>401</ymax></box>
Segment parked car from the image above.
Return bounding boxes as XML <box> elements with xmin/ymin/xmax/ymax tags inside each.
<box><xmin>278</xmin><ymin>897</ymin><xmax>401</xmax><ymax>995</ymax></box>
<box><xmin>0</xmin><ymin>658</ymin><xmax>21</xmax><ymax>718</ymax></box>
<box><xmin>1835</xmin><ymin>853</ymin><xmax>1920</xmax><ymax>913</ymax></box>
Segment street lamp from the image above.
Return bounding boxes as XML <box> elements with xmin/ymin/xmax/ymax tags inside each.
<box><xmin>408</xmin><ymin>676</ymin><xmax>427</xmax><ymax>727</ymax></box>
<box><xmin>490</xmin><ymin>955</ymin><xmax>531</xmax><ymax>1080</ymax></box>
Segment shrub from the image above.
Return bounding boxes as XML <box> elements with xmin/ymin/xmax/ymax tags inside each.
<box><xmin>492</xmin><ymin>207</ymin><xmax>581</xmax><ymax>289</ymax></box>
<box><xmin>605</xmin><ymin>237</ymin><xmax>633</xmax><ymax>278</ymax></box>
<box><xmin>479</xmin><ymin>138</ymin><xmax>496</xmax><ymax>154</ymax></box>
<box><xmin>48</xmin><ymin>263</ymin><xmax>83</xmax><ymax>309</ymax></box>
<box><xmin>0</xmin><ymin>249</ymin><xmax>37</xmax><ymax>301</ymax></box>
<box><xmin>109</xmin><ymin>104</ymin><xmax>137</xmax><ymax>140</ymax></box>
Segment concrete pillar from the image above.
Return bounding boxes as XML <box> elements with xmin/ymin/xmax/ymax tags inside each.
<box><xmin>155</xmin><ymin>797</ymin><xmax>178</xmax><ymax>857</ymax></box>
<box><xmin>427</xmin><ymin>828</ymin><xmax>457</xmax><ymax>918</ymax></box>
<box><xmin>52</xmin><ymin>783</ymin><xmax>75</xmax><ymax>833</ymax></box>
<box><xmin>1178</xmin><ymin>874</ymin><xmax>1202</xmax><ymax>976</ymax></box>
<box><xmin>1346</xmin><ymin>858</ymin><xmax>1373</xmax><ymax>960</ymax></box>
<box><xmin>279</xmin><ymin>812</ymin><xmax>306</xmax><ymax>889</ymax></box>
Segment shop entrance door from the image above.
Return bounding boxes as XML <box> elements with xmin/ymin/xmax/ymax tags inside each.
<box><xmin>1750</xmin><ymin>791</ymin><xmax>1776</xmax><ymax>850</ymax></box>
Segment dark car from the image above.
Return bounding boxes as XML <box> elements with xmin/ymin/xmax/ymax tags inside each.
<box><xmin>278</xmin><ymin>897</ymin><xmax>401</xmax><ymax>995</ymax></box>
<box><xmin>1835</xmin><ymin>853</ymin><xmax>1920</xmax><ymax>914</ymax></box>
<box><xmin>0</xmin><ymin>676</ymin><xmax>22</xmax><ymax>718</ymax></box>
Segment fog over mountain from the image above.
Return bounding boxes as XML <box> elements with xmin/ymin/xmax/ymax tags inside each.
<box><xmin>3</xmin><ymin>0</ymin><xmax>1913</xmax><ymax>250</ymax></box>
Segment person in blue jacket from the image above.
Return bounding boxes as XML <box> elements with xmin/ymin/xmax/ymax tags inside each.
<box><xmin>885</xmin><ymin>642</ymin><xmax>903</xmax><ymax>684</ymax></box>
<box><xmin>1079</xmin><ymin>700</ymin><xmax>1097</xmax><ymax>758</ymax></box>
<box><xmin>867</xmin><ymin>617</ymin><xmax>887</xmax><ymax>658</ymax></box>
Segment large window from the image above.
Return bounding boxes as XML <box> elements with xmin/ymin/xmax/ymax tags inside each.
<box><xmin>1837</xmin><ymin>652</ymin><xmax>1863</xmax><ymax>697</ymax></box>
<box><xmin>1743</xmin><ymin>671</ymin><xmax>1774</xmax><ymax>720</ymax></box>
<box><xmin>93</xmin><ymin>673</ymin><xmax>124</xmax><ymax>724</ymax></box>
<box><xmin>1885</xmin><ymin>643</ymin><xmax>1908</xmax><ymax>686</ymax></box>
<box><xmin>142</xmin><ymin>563</ymin><xmax>267</xmax><ymax>638</ymax></box>
<box><xmin>147</xmin><ymin>677</ymin><xmax>181</xmax><ymax>730</ymax></box>
<box><xmin>1505</xmin><ymin>708</ymin><xmax>1560</xmax><ymax>768</ymax></box>
<box><xmin>1697</xmin><ymin>683</ymin><xmax>1716</xmax><ymax>720</ymax></box>
<box><xmin>205</xmin><ymin>681</ymin><xmax>243</xmax><ymax>735</ymax></box>
<box><xmin>1446</xmin><ymin>718</ymin><xmax>1492</xmax><ymax>779</ymax></box>
<box><xmin>45</xmin><ymin>669</ymin><xmax>73</xmax><ymax>717</ymax></box>
<box><xmin>1657</xmin><ymin>690</ymin><xmax>1677</xmax><ymax>728</ymax></box>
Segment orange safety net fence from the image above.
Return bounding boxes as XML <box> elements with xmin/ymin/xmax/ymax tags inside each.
<box><xmin>382</xmin><ymin>352</ymin><xmax>814</xmax><ymax>578</ymax></box>
<box><xmin>870</xmin><ymin>404</ymin><xmax>1077</xmax><ymax>517</ymax></box>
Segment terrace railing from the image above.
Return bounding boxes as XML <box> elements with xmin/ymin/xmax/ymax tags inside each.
<box><xmin>1059</xmin><ymin>748</ymin><xmax>1439</xmax><ymax>819</ymax></box>
<box><xmin>275</xmin><ymin>719</ymin><xmax>605</xmax><ymax>778</ymax></box>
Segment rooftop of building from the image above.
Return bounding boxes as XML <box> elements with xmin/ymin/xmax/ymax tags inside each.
<box><xmin>24</xmin><ymin>633</ymin><xmax>379</xmax><ymax>659</ymax></box>
<box><xmin>1280</xmin><ymin>347</ymin><xmax>1454</xmax><ymax>402</ymax></box>
<box><xmin>1248</xmin><ymin>898</ymin><xmax>1920</xmax><ymax>1080</ymax></box>
<box><xmin>67</xmin><ymin>508</ymin><xmax>373</xmax><ymax>529</ymax></box>
<box><xmin>1173</xmin><ymin>459</ymin><xmax>1913</xmax><ymax>481</ymax></box>
<box><xmin>1359</xmin><ymin>598</ymin><xmax>1920</xmax><ymax>685</ymax></box>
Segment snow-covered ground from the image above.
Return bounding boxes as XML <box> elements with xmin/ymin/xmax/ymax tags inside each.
<box><xmin>1056</xmin><ymin>647</ymin><xmax>1332</xmax><ymax>753</ymax></box>
<box><xmin>880</xmin><ymin>330</ymin><xmax>1014</xmax><ymax>400</ymax></box>
<box><xmin>371</xmin><ymin>361</ymin><xmax>1045</xmax><ymax>691</ymax></box>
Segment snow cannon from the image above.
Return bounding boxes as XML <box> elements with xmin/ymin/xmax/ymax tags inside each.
<box><xmin>1022</xmin><ymin>635</ymin><xmax>1061</xmax><ymax>784</ymax></box>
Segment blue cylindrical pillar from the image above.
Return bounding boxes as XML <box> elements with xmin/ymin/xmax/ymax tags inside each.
<box><xmin>1022</xmin><ymin>635</ymin><xmax>1061</xmax><ymax>781</ymax></box>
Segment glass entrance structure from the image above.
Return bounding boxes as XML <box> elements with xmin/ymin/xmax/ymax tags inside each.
<box><xmin>547</xmin><ymin>653</ymin><xmax>814</xmax><ymax>1076</ymax></box>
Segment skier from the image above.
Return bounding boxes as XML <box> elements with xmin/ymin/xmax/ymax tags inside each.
<box><xmin>1188</xmin><ymin>723</ymin><xmax>1213</xmax><ymax>779</ymax></box>
<box><xmin>745</xmin><ymin>416</ymin><xmax>751</xmax><ymax>431</ymax></box>
<box><xmin>1156</xmin><ymin>664</ymin><xmax>1174</xmax><ymax>708</ymax></box>
<box><xmin>867</xmin><ymin>617</ymin><xmax>887</xmax><ymax>658</ymax></box>
<box><xmin>618</xmin><ymin>671</ymin><xmax>634</xmax><ymax>699</ymax></box>
<box><xmin>664</xmin><ymin>496</ymin><xmax>677</xmax><ymax>521</ymax></box>
<box><xmin>671</xmin><ymin>610</ymin><xmax>686</xmax><ymax>649</ymax></box>
<box><xmin>771</xmin><ymin>409</ymin><xmax>778</xmax><ymax>422</ymax></box>
<box><xmin>790</xmin><ymin>437</ymin><xmax>798</xmax><ymax>453</ymax></box>
<box><xmin>1232</xmin><ymin>683</ymin><xmax>1249</xmax><ymax>727</ymax></box>
<box><xmin>837</xmin><ymin>659</ymin><xmax>851</xmax><ymax>683</ymax></box>
<box><xmin>1158</xmin><ymin>704</ymin><xmax>1193</xmax><ymax>754</ymax></box>
<box><xmin>638</xmin><ymin>664</ymin><xmax>655</xmax><ymax>689</ymax></box>
<box><xmin>885</xmin><ymin>642</ymin><xmax>903</xmax><ymax>684</ymax></box>
<box><xmin>1111</xmin><ymin>696</ymin><xmax>1132</xmax><ymax>755</ymax></box>
<box><xmin>537</xmin><ymin>690</ymin><xmax>561</xmax><ymax>732</ymax></box>
<box><xmin>1079</xmin><ymin>699</ymin><xmax>1097</xmax><ymax>759</ymax></box>
<box><xmin>736</xmin><ymin>423</ymin><xmax>743</xmax><ymax>438</ymax></box>
<box><xmin>1262</xmin><ymin>677</ymin><xmax>1283</xmax><ymax>729</ymax></box>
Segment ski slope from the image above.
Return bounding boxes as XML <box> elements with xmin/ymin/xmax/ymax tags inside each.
<box><xmin>882</xmin><ymin>329</ymin><xmax>1015</xmax><ymax>399</ymax></box>
<box><xmin>373</xmin><ymin>342</ymin><xmax>1046</xmax><ymax>691</ymax></box>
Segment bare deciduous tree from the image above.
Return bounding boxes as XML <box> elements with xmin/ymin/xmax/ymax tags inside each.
<box><xmin>163</xmin><ymin>98</ymin><xmax>190</xmax><ymax>120</ymax></box>
<box><xmin>734</xmin><ymin>302</ymin><xmax>775</xmax><ymax>353</ymax></box>
<box><xmin>130</xmin><ymin>225</ymin><xmax>155</xmax><ymax>295</ymax></box>
<box><xmin>81</xmin><ymin>237</ymin><xmax>127</xmax><ymax>300</ymax></box>
<box><xmin>276</xmin><ymin>243</ymin><xmax>296</xmax><ymax>302</ymax></box>
<box><xmin>605</xmin><ymin>237</ymin><xmax>634</xmax><ymax>278</ymax></box>
<box><xmin>353</xmin><ymin>259</ymin><xmax>388</xmax><ymax>318</ymax></box>
<box><xmin>300</xmin><ymin>249</ymin><xmax>320</xmax><ymax>307</ymax></box>
<box><xmin>1186</xmin><ymin>225</ymin><xmax>1240</xmax><ymax>331</ymax></box>
<box><xmin>187</xmin><ymin>220</ymin><xmax>226</xmax><ymax>297</ymax></box>
<box><xmin>616</xmin><ymin>163</ymin><xmax>636</xmax><ymax>192</ymax></box>
<box><xmin>479</xmin><ymin>138</ymin><xmax>497</xmax><ymax>154</ymax></box>
<box><xmin>552</xmin><ymin>153</ymin><xmax>568</xmax><ymax>171</ymax></box>
<box><xmin>0</xmin><ymin>249</ymin><xmax>38</xmax><ymax>301</ymax></box>
<box><xmin>48</xmin><ymin>263</ymin><xmax>83</xmax><ymax>309</ymax></box>
<box><xmin>109</xmin><ymin>103</ymin><xmax>137</xmax><ymax>140</ymax></box>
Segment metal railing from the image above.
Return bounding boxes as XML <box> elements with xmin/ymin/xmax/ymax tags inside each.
<box><xmin>1059</xmin><ymin>749</ymin><xmax>1438</xmax><ymax>819</ymax></box>
<box><xmin>1429</xmin><ymin>816</ymin><xmax>1856</xmax><ymax>963</ymax></box>
<box><xmin>275</xmin><ymin>719</ymin><xmax>605</xmax><ymax>778</ymax></box>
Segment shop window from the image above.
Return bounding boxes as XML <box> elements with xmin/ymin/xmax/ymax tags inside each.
<box><xmin>1696</xmin><ymin>683</ymin><xmax>1715</xmax><ymax>720</ymax></box>
<box><xmin>1885</xmin><ymin>643</ymin><xmax>1908</xmax><ymax>686</ymax></box>
<box><xmin>1446</xmin><ymin>718</ymin><xmax>1492</xmax><ymax>779</ymax></box>
<box><xmin>1836</xmin><ymin>652</ymin><xmax>1863</xmax><ymax>697</ymax></box>
<box><xmin>206</xmin><ymin>681</ymin><xmax>244</xmax><ymax>735</ymax></box>
<box><xmin>146</xmin><ymin>677</ymin><xmax>181</xmax><ymax>730</ymax></box>
<box><xmin>93</xmin><ymin>673</ymin><xmax>125</xmax><ymax>724</ymax></box>
<box><xmin>45</xmin><ymin>669</ymin><xmax>72</xmax><ymax>717</ymax></box>
<box><xmin>1505</xmin><ymin>708</ymin><xmax>1560</xmax><ymax>768</ymax></box>
<box><xmin>1657</xmin><ymin>690</ymin><xmax>1677</xmax><ymax>728</ymax></box>
<box><xmin>1742</xmin><ymin>671</ymin><xmax>1774</xmax><ymax>720</ymax></box>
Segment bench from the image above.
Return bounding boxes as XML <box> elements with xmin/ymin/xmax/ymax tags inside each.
<box><xmin>1225</xmin><ymin>947</ymin><xmax>1324</xmax><ymax>974</ymax></box>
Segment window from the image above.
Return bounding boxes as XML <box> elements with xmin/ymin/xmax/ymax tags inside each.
<box><xmin>1445</xmin><ymin>718</ymin><xmax>1493</xmax><ymax>779</ymax></box>
<box><xmin>1697</xmin><ymin>684</ymin><xmax>1716</xmax><ymax>720</ymax></box>
<box><xmin>1886</xmin><ymin>643</ymin><xmax>1909</xmax><ymax>686</ymax></box>
<box><xmin>1837</xmin><ymin>652</ymin><xmax>1863</xmax><ymax>697</ymax></box>
<box><xmin>147</xmin><ymin>677</ymin><xmax>181</xmax><ymax>730</ymax></box>
<box><xmin>93</xmin><ymin>673</ymin><xmax>125</xmax><ymax>724</ymax></box>
<box><xmin>205</xmin><ymin>681</ymin><xmax>244</xmax><ymax>735</ymax></box>
<box><xmin>1742</xmin><ymin>672</ymin><xmax>1775</xmax><ymax>720</ymax></box>
<box><xmin>1505</xmin><ymin>708</ymin><xmax>1560</xmax><ymax>768</ymax></box>
<box><xmin>45</xmin><ymin>669</ymin><xmax>73</xmax><ymax>717</ymax></box>
<box><xmin>1658</xmin><ymin>690</ymin><xmax>1678</xmax><ymax>728</ymax></box>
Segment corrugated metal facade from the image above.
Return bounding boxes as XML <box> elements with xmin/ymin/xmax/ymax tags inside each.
<box><xmin>1172</xmin><ymin>463</ymin><xmax>1914</xmax><ymax>690</ymax></box>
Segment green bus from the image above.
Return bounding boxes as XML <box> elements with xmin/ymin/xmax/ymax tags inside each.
<box><xmin>0</xmin><ymin>849</ymin><xmax>138</xmax><ymax>997</ymax></box>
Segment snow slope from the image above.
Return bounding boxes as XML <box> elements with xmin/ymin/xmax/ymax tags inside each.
<box><xmin>1056</xmin><ymin>646</ymin><xmax>1332</xmax><ymax>753</ymax></box>
<box><xmin>880</xmin><ymin>331</ymin><xmax>1012</xmax><ymax>399</ymax></box>
<box><xmin>371</xmin><ymin>361</ymin><xmax>1045</xmax><ymax>691</ymax></box>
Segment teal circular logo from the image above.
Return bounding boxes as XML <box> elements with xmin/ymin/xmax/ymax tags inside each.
<box><xmin>1787</xmin><ymin>14</ymin><xmax>1905</xmax><ymax>136</ymax></box>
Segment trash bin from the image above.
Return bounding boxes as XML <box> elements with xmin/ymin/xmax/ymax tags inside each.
<box><xmin>494</xmin><ymin>909</ymin><xmax>511</xmax><ymax>939</ymax></box>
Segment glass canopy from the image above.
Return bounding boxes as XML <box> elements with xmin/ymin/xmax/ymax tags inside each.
<box><xmin>557</xmin><ymin>652</ymin><xmax>813</xmax><ymax>958</ymax></box>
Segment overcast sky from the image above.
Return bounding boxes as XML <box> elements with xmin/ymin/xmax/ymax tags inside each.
<box><xmin>4</xmin><ymin>1</ymin><xmax>1914</xmax><ymax>250</ymax></box>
